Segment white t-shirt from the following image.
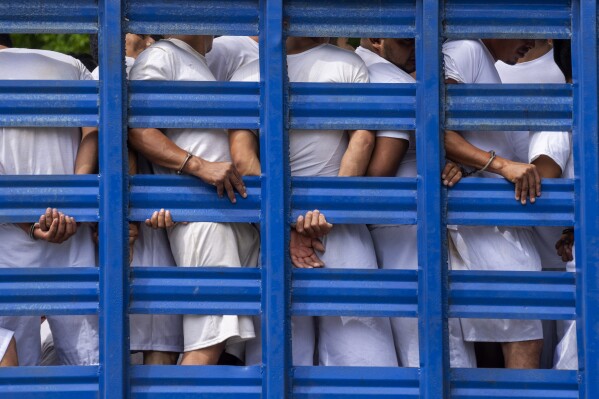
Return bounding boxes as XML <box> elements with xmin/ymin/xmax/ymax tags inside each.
<box><xmin>129</xmin><ymin>39</ymin><xmax>231</xmax><ymax>174</ymax></box>
<box><xmin>443</xmin><ymin>39</ymin><xmax>517</xmax><ymax>176</ymax></box>
<box><xmin>0</xmin><ymin>48</ymin><xmax>95</xmax><ymax>267</ymax></box>
<box><xmin>206</xmin><ymin>36</ymin><xmax>259</xmax><ymax>81</ymax></box>
<box><xmin>496</xmin><ymin>49</ymin><xmax>566</xmax><ymax>163</ymax></box>
<box><xmin>231</xmin><ymin>44</ymin><xmax>369</xmax><ymax>177</ymax></box>
<box><xmin>91</xmin><ymin>56</ymin><xmax>135</xmax><ymax>80</ymax></box>
<box><xmin>355</xmin><ymin>46</ymin><xmax>414</xmax><ymax>178</ymax></box>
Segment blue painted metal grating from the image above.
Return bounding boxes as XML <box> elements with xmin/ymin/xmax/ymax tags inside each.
<box><xmin>0</xmin><ymin>0</ymin><xmax>596</xmax><ymax>398</ymax></box>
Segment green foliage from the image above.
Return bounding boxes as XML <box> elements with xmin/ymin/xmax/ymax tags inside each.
<box><xmin>11</xmin><ymin>34</ymin><xmax>90</xmax><ymax>54</ymax></box>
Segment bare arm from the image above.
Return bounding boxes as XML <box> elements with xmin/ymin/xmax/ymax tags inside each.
<box><xmin>228</xmin><ymin>129</ymin><xmax>261</xmax><ymax>176</ymax></box>
<box><xmin>129</xmin><ymin>127</ymin><xmax>246</xmax><ymax>202</ymax></box>
<box><xmin>366</xmin><ymin>137</ymin><xmax>409</xmax><ymax>177</ymax></box>
<box><xmin>339</xmin><ymin>129</ymin><xmax>376</xmax><ymax>177</ymax></box>
<box><xmin>444</xmin><ymin>79</ymin><xmax>540</xmax><ymax>204</ymax></box>
<box><xmin>75</xmin><ymin>127</ymin><xmax>98</xmax><ymax>174</ymax></box>
<box><xmin>532</xmin><ymin>155</ymin><xmax>562</xmax><ymax>179</ymax></box>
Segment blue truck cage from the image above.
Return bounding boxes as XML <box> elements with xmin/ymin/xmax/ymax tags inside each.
<box><xmin>0</xmin><ymin>0</ymin><xmax>597</xmax><ymax>398</ymax></box>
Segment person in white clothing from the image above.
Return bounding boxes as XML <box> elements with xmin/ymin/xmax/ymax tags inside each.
<box><xmin>229</xmin><ymin>37</ymin><xmax>398</xmax><ymax>367</ymax></box>
<box><xmin>206</xmin><ymin>36</ymin><xmax>259</xmax><ymax>81</ymax></box>
<box><xmin>356</xmin><ymin>38</ymin><xmax>475</xmax><ymax>368</ymax></box>
<box><xmin>0</xmin><ymin>327</ymin><xmax>17</xmax><ymax>367</ymax></box>
<box><xmin>0</xmin><ymin>40</ymin><xmax>99</xmax><ymax>366</ymax></box>
<box><xmin>443</xmin><ymin>38</ymin><xmax>547</xmax><ymax>369</ymax></box>
<box><xmin>528</xmin><ymin>39</ymin><xmax>577</xmax><ymax>370</ymax></box>
<box><xmin>91</xmin><ymin>37</ymin><xmax>183</xmax><ymax>365</ymax></box>
<box><xmin>128</xmin><ymin>35</ymin><xmax>258</xmax><ymax>366</ymax></box>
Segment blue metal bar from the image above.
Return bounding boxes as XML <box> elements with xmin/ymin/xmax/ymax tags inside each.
<box><xmin>259</xmin><ymin>0</ymin><xmax>290</xmax><ymax>398</ymax></box>
<box><xmin>572</xmin><ymin>0</ymin><xmax>599</xmax><ymax>397</ymax></box>
<box><xmin>449</xmin><ymin>271</ymin><xmax>575</xmax><ymax>320</ymax></box>
<box><xmin>0</xmin><ymin>175</ymin><xmax>98</xmax><ymax>223</ymax></box>
<box><xmin>450</xmin><ymin>368</ymin><xmax>579</xmax><ymax>399</ymax></box>
<box><xmin>128</xmin><ymin>81</ymin><xmax>259</xmax><ymax>129</ymax></box>
<box><xmin>444</xmin><ymin>0</ymin><xmax>571</xmax><ymax>39</ymax></box>
<box><xmin>292</xmin><ymin>269</ymin><xmax>418</xmax><ymax>317</ymax></box>
<box><xmin>446</xmin><ymin>84</ymin><xmax>572</xmax><ymax>131</ymax></box>
<box><xmin>0</xmin><ymin>0</ymin><xmax>97</xmax><ymax>34</ymax></box>
<box><xmin>0</xmin><ymin>81</ymin><xmax>98</xmax><ymax>128</ymax></box>
<box><xmin>292</xmin><ymin>366</ymin><xmax>420</xmax><ymax>399</ymax></box>
<box><xmin>447</xmin><ymin>178</ymin><xmax>574</xmax><ymax>227</ymax></box>
<box><xmin>416</xmin><ymin>0</ymin><xmax>447</xmax><ymax>398</ymax></box>
<box><xmin>126</xmin><ymin>0</ymin><xmax>259</xmax><ymax>36</ymax></box>
<box><xmin>0</xmin><ymin>366</ymin><xmax>99</xmax><ymax>399</ymax></box>
<box><xmin>129</xmin><ymin>175</ymin><xmax>261</xmax><ymax>223</ymax></box>
<box><xmin>130</xmin><ymin>366</ymin><xmax>262</xmax><ymax>399</ymax></box>
<box><xmin>285</xmin><ymin>0</ymin><xmax>416</xmax><ymax>38</ymax></box>
<box><xmin>289</xmin><ymin>83</ymin><xmax>416</xmax><ymax>130</ymax></box>
<box><xmin>129</xmin><ymin>267</ymin><xmax>261</xmax><ymax>315</ymax></box>
<box><xmin>0</xmin><ymin>268</ymin><xmax>98</xmax><ymax>316</ymax></box>
<box><xmin>98</xmin><ymin>0</ymin><xmax>128</xmax><ymax>398</ymax></box>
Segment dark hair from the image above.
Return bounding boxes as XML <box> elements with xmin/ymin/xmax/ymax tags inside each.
<box><xmin>553</xmin><ymin>39</ymin><xmax>572</xmax><ymax>82</ymax></box>
<box><xmin>0</xmin><ymin>34</ymin><xmax>12</xmax><ymax>48</ymax></box>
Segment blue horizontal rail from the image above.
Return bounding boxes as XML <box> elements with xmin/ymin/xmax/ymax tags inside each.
<box><xmin>292</xmin><ymin>269</ymin><xmax>418</xmax><ymax>317</ymax></box>
<box><xmin>446</xmin><ymin>84</ymin><xmax>572</xmax><ymax>131</ymax></box>
<box><xmin>0</xmin><ymin>366</ymin><xmax>98</xmax><ymax>399</ymax></box>
<box><xmin>0</xmin><ymin>268</ymin><xmax>98</xmax><ymax>316</ymax></box>
<box><xmin>129</xmin><ymin>267</ymin><xmax>261</xmax><ymax>315</ymax></box>
<box><xmin>129</xmin><ymin>175</ymin><xmax>261</xmax><ymax>223</ymax></box>
<box><xmin>444</xmin><ymin>0</ymin><xmax>571</xmax><ymax>39</ymax></box>
<box><xmin>450</xmin><ymin>368</ymin><xmax>579</xmax><ymax>399</ymax></box>
<box><xmin>289</xmin><ymin>83</ymin><xmax>416</xmax><ymax>130</ymax></box>
<box><xmin>0</xmin><ymin>176</ymin><xmax>573</xmax><ymax>226</ymax></box>
<box><xmin>285</xmin><ymin>0</ymin><xmax>416</xmax><ymax>38</ymax></box>
<box><xmin>293</xmin><ymin>366</ymin><xmax>420</xmax><ymax>399</ymax></box>
<box><xmin>0</xmin><ymin>81</ymin><xmax>98</xmax><ymax>128</ymax></box>
<box><xmin>128</xmin><ymin>81</ymin><xmax>260</xmax><ymax>129</ymax></box>
<box><xmin>0</xmin><ymin>82</ymin><xmax>573</xmax><ymax>132</ymax></box>
<box><xmin>0</xmin><ymin>0</ymin><xmax>98</xmax><ymax>34</ymax></box>
<box><xmin>130</xmin><ymin>365</ymin><xmax>262</xmax><ymax>399</ymax></box>
<box><xmin>0</xmin><ymin>175</ymin><xmax>99</xmax><ymax>223</ymax></box>
<box><xmin>447</xmin><ymin>178</ymin><xmax>574</xmax><ymax>226</ymax></box>
<box><xmin>128</xmin><ymin>268</ymin><xmax>574</xmax><ymax>320</ymax></box>
<box><xmin>449</xmin><ymin>271</ymin><xmax>575</xmax><ymax>320</ymax></box>
<box><xmin>126</xmin><ymin>0</ymin><xmax>259</xmax><ymax>36</ymax></box>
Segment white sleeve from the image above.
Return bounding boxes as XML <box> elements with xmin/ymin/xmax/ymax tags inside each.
<box><xmin>91</xmin><ymin>67</ymin><xmax>99</xmax><ymax>80</ymax></box>
<box><xmin>77</xmin><ymin>60</ymin><xmax>94</xmax><ymax>81</ymax></box>
<box><xmin>443</xmin><ymin>41</ymin><xmax>477</xmax><ymax>83</ymax></box>
<box><xmin>352</xmin><ymin>61</ymin><xmax>370</xmax><ymax>83</ymax></box>
<box><xmin>528</xmin><ymin>131</ymin><xmax>572</xmax><ymax>173</ymax></box>
<box><xmin>206</xmin><ymin>41</ymin><xmax>230</xmax><ymax>81</ymax></box>
<box><xmin>129</xmin><ymin>48</ymin><xmax>174</xmax><ymax>81</ymax></box>
<box><xmin>376</xmin><ymin>130</ymin><xmax>410</xmax><ymax>141</ymax></box>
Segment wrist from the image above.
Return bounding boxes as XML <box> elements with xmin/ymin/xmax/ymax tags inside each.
<box><xmin>489</xmin><ymin>155</ymin><xmax>509</xmax><ymax>175</ymax></box>
<box><xmin>184</xmin><ymin>155</ymin><xmax>203</xmax><ymax>176</ymax></box>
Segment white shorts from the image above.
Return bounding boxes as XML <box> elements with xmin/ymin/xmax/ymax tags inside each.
<box><xmin>449</xmin><ymin>226</ymin><xmax>543</xmax><ymax>342</ymax></box>
<box><xmin>168</xmin><ymin>222</ymin><xmax>259</xmax><ymax>352</ymax></box>
<box><xmin>0</xmin><ymin>327</ymin><xmax>14</xmax><ymax>363</ymax></box>
<box><xmin>370</xmin><ymin>225</ymin><xmax>476</xmax><ymax>368</ymax></box>
<box><xmin>130</xmin><ymin>225</ymin><xmax>183</xmax><ymax>353</ymax></box>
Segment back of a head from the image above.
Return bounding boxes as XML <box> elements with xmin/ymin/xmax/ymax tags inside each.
<box><xmin>0</xmin><ymin>34</ymin><xmax>12</xmax><ymax>48</ymax></box>
<box><xmin>552</xmin><ymin>39</ymin><xmax>572</xmax><ymax>82</ymax></box>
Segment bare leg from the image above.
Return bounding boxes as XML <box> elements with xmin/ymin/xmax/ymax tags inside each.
<box><xmin>180</xmin><ymin>342</ymin><xmax>226</xmax><ymax>365</ymax></box>
<box><xmin>502</xmin><ymin>339</ymin><xmax>543</xmax><ymax>369</ymax></box>
<box><xmin>143</xmin><ymin>351</ymin><xmax>179</xmax><ymax>365</ymax></box>
<box><xmin>0</xmin><ymin>338</ymin><xmax>18</xmax><ymax>367</ymax></box>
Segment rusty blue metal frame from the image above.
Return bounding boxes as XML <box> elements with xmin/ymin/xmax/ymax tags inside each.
<box><xmin>0</xmin><ymin>0</ymin><xmax>596</xmax><ymax>398</ymax></box>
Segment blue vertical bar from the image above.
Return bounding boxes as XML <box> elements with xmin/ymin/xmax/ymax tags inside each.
<box><xmin>259</xmin><ymin>0</ymin><xmax>291</xmax><ymax>398</ymax></box>
<box><xmin>572</xmin><ymin>0</ymin><xmax>599</xmax><ymax>397</ymax></box>
<box><xmin>416</xmin><ymin>0</ymin><xmax>448</xmax><ymax>398</ymax></box>
<box><xmin>98</xmin><ymin>0</ymin><xmax>129</xmax><ymax>398</ymax></box>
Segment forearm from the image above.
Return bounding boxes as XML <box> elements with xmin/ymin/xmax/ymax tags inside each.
<box><xmin>75</xmin><ymin>127</ymin><xmax>98</xmax><ymax>174</ymax></box>
<box><xmin>339</xmin><ymin>129</ymin><xmax>375</xmax><ymax>177</ymax></box>
<box><xmin>366</xmin><ymin>137</ymin><xmax>409</xmax><ymax>177</ymax></box>
<box><xmin>532</xmin><ymin>155</ymin><xmax>562</xmax><ymax>178</ymax></box>
<box><xmin>128</xmin><ymin>127</ymin><xmax>189</xmax><ymax>172</ymax></box>
<box><xmin>444</xmin><ymin>129</ymin><xmax>509</xmax><ymax>175</ymax></box>
<box><xmin>228</xmin><ymin>129</ymin><xmax>261</xmax><ymax>176</ymax></box>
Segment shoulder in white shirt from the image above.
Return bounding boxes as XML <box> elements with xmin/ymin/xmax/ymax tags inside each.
<box><xmin>206</xmin><ymin>36</ymin><xmax>259</xmax><ymax>81</ymax></box>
